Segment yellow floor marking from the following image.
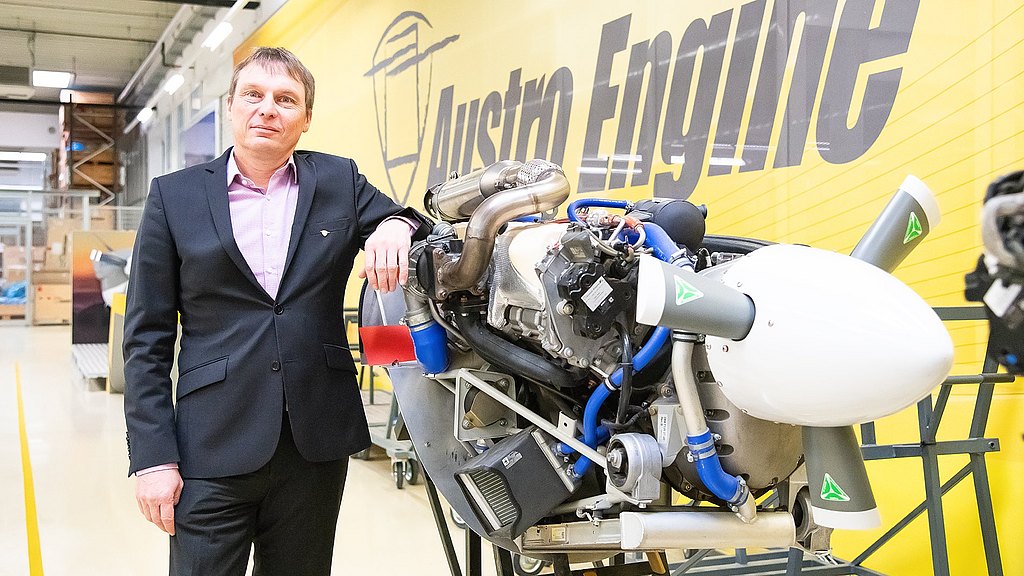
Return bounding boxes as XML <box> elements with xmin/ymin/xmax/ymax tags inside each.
<box><xmin>15</xmin><ymin>363</ymin><xmax>44</xmax><ymax>576</ymax></box>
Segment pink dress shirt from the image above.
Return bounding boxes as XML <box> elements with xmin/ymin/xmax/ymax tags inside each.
<box><xmin>225</xmin><ymin>151</ymin><xmax>299</xmax><ymax>300</ymax></box>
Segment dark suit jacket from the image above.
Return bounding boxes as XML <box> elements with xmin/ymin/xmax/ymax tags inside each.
<box><xmin>123</xmin><ymin>149</ymin><xmax>429</xmax><ymax>478</ymax></box>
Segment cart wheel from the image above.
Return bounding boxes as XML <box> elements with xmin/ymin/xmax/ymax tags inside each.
<box><xmin>450</xmin><ymin>508</ymin><xmax>467</xmax><ymax>530</ymax></box>
<box><xmin>404</xmin><ymin>459</ymin><xmax>420</xmax><ymax>485</ymax></box>
<box><xmin>513</xmin><ymin>554</ymin><xmax>546</xmax><ymax>575</ymax></box>
<box><xmin>392</xmin><ymin>461</ymin><xmax>405</xmax><ymax>489</ymax></box>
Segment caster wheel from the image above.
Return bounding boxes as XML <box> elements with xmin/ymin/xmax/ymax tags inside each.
<box><xmin>392</xmin><ymin>461</ymin><xmax>405</xmax><ymax>489</ymax></box>
<box><xmin>404</xmin><ymin>459</ymin><xmax>420</xmax><ymax>485</ymax></box>
<box><xmin>513</xmin><ymin>554</ymin><xmax>546</xmax><ymax>575</ymax></box>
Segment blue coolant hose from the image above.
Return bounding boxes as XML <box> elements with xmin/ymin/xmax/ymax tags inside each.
<box><xmin>567</xmin><ymin>198</ymin><xmax>632</xmax><ymax>224</ymax></box>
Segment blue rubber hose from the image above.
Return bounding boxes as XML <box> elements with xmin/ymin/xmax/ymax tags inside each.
<box><xmin>567</xmin><ymin>198</ymin><xmax>631</xmax><ymax>224</ymax></box>
<box><xmin>687</xmin><ymin>429</ymin><xmax>745</xmax><ymax>506</ymax></box>
<box><xmin>572</xmin><ymin>326</ymin><xmax>671</xmax><ymax>476</ymax></box>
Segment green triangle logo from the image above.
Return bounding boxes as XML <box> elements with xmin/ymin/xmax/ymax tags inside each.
<box><xmin>821</xmin><ymin>473</ymin><xmax>851</xmax><ymax>502</ymax></box>
<box><xmin>674</xmin><ymin>276</ymin><xmax>704</xmax><ymax>305</ymax></box>
<box><xmin>903</xmin><ymin>212</ymin><xmax>923</xmax><ymax>244</ymax></box>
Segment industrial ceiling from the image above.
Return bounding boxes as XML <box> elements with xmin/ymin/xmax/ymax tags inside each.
<box><xmin>0</xmin><ymin>0</ymin><xmax>258</xmax><ymax>109</ymax></box>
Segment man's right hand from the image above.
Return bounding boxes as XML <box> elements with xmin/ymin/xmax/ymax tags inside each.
<box><xmin>136</xmin><ymin>468</ymin><xmax>184</xmax><ymax>535</ymax></box>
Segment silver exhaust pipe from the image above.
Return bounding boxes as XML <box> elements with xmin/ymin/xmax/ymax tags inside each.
<box><xmin>619</xmin><ymin>511</ymin><xmax>796</xmax><ymax>550</ymax></box>
<box><xmin>437</xmin><ymin>160</ymin><xmax>570</xmax><ymax>292</ymax></box>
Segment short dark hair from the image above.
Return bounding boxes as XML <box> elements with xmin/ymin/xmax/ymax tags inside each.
<box><xmin>229</xmin><ymin>47</ymin><xmax>315</xmax><ymax>114</ymax></box>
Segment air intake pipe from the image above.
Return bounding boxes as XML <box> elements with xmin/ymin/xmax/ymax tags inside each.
<box><xmin>436</xmin><ymin>160</ymin><xmax>570</xmax><ymax>292</ymax></box>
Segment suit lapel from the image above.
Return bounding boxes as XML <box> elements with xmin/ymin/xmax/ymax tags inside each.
<box><xmin>204</xmin><ymin>149</ymin><xmax>271</xmax><ymax>299</ymax></box>
<box><xmin>280</xmin><ymin>152</ymin><xmax>317</xmax><ymax>283</ymax></box>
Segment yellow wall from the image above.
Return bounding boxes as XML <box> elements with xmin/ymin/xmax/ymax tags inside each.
<box><xmin>240</xmin><ymin>2</ymin><xmax>1023</xmax><ymax>573</ymax></box>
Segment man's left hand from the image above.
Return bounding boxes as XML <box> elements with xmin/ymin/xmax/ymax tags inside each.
<box><xmin>360</xmin><ymin>218</ymin><xmax>415</xmax><ymax>293</ymax></box>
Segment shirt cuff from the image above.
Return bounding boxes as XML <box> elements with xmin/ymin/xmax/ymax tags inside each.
<box><xmin>381</xmin><ymin>215</ymin><xmax>418</xmax><ymax>235</ymax></box>
<box><xmin>136</xmin><ymin>463</ymin><xmax>179</xmax><ymax>476</ymax></box>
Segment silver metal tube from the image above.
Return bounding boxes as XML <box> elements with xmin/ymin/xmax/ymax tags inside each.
<box><xmin>426</xmin><ymin>160</ymin><xmax>520</xmax><ymax>221</ymax></box>
<box><xmin>619</xmin><ymin>511</ymin><xmax>795</xmax><ymax>550</ymax></box>
<box><xmin>671</xmin><ymin>337</ymin><xmax>756</xmax><ymax>523</ymax></box>
<box><xmin>438</xmin><ymin>162</ymin><xmax>570</xmax><ymax>291</ymax></box>
<box><xmin>458</xmin><ymin>369</ymin><xmax>607</xmax><ymax>469</ymax></box>
<box><xmin>670</xmin><ymin>340</ymin><xmax>707</xmax><ymax>435</ymax></box>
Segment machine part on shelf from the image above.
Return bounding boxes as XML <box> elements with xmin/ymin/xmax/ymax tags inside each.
<box><xmin>850</xmin><ymin>175</ymin><xmax>940</xmax><ymax>275</ymax></box>
<box><xmin>803</xmin><ymin>426</ymin><xmax>881</xmax><ymax>530</ymax></box>
<box><xmin>454</xmin><ymin>370</ymin><xmax>518</xmax><ymax>441</ymax></box>
<box><xmin>425</xmin><ymin>160</ymin><xmax>521</xmax><ymax>221</ymax></box>
<box><xmin>455</xmin><ymin>426</ymin><xmax>578</xmax><ymax>539</ymax></box>
<box><xmin>618</xmin><ymin>511</ymin><xmax>796</xmax><ymax>550</ymax></box>
<box><xmin>437</xmin><ymin>159</ymin><xmax>570</xmax><ymax>292</ymax></box>
<box><xmin>634</xmin><ymin>255</ymin><xmax>755</xmax><ymax>340</ymax></box>
<box><xmin>606</xmin><ymin>433</ymin><xmax>663</xmax><ymax>503</ymax></box>
<box><xmin>966</xmin><ymin>170</ymin><xmax>1024</xmax><ymax>374</ymax></box>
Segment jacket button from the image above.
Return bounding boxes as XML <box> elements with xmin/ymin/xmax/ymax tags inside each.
<box><xmin>274</xmin><ymin>304</ymin><xmax>283</xmax><ymax>315</ymax></box>
<box><xmin>271</xmin><ymin>360</ymin><xmax>281</xmax><ymax>371</ymax></box>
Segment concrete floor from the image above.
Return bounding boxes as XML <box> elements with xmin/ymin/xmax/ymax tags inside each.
<box><xmin>0</xmin><ymin>325</ymin><xmax>498</xmax><ymax>576</ymax></box>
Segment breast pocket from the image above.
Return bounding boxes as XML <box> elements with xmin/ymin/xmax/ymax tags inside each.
<box><xmin>308</xmin><ymin>217</ymin><xmax>353</xmax><ymax>237</ymax></box>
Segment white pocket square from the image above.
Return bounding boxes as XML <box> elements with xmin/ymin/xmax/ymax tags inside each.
<box><xmin>320</xmin><ymin>230</ymin><xmax>330</xmax><ymax>237</ymax></box>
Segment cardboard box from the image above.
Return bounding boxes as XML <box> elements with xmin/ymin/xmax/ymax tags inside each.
<box><xmin>2</xmin><ymin>269</ymin><xmax>26</xmax><ymax>284</ymax></box>
<box><xmin>43</xmin><ymin>252</ymin><xmax>68</xmax><ymax>271</ymax></box>
<box><xmin>47</xmin><ymin>218</ymin><xmax>75</xmax><ymax>248</ymax></box>
<box><xmin>33</xmin><ymin>270</ymin><xmax>71</xmax><ymax>285</ymax></box>
<box><xmin>90</xmin><ymin>210</ymin><xmax>115</xmax><ymax>230</ymax></box>
<box><xmin>71</xmin><ymin>162</ymin><xmax>115</xmax><ymax>187</ymax></box>
<box><xmin>0</xmin><ymin>303</ymin><xmax>26</xmax><ymax>319</ymax></box>
<box><xmin>33</xmin><ymin>284</ymin><xmax>71</xmax><ymax>325</ymax></box>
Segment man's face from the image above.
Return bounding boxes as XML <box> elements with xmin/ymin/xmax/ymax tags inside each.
<box><xmin>228</xmin><ymin>63</ymin><xmax>311</xmax><ymax>162</ymax></box>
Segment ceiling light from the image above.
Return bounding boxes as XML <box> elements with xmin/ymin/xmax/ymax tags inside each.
<box><xmin>202</xmin><ymin>22</ymin><xmax>233</xmax><ymax>50</ymax></box>
<box><xmin>0</xmin><ymin>184</ymin><xmax>44</xmax><ymax>191</ymax></box>
<box><xmin>0</xmin><ymin>152</ymin><xmax>48</xmax><ymax>162</ymax></box>
<box><xmin>32</xmin><ymin>70</ymin><xmax>73</xmax><ymax>88</ymax></box>
<box><xmin>136</xmin><ymin>108</ymin><xmax>154</xmax><ymax>124</ymax></box>
<box><xmin>164</xmin><ymin>74</ymin><xmax>185</xmax><ymax>95</ymax></box>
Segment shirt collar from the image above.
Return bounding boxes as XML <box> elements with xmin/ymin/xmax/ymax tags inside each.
<box><xmin>226</xmin><ymin>148</ymin><xmax>299</xmax><ymax>187</ymax></box>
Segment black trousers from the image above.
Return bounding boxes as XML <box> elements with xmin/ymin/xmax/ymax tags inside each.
<box><xmin>170</xmin><ymin>413</ymin><xmax>349</xmax><ymax>576</ymax></box>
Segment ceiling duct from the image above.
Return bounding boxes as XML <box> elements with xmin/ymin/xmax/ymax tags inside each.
<box><xmin>0</xmin><ymin>65</ymin><xmax>34</xmax><ymax>100</ymax></box>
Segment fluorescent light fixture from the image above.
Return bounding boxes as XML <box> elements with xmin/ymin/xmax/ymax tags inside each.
<box><xmin>0</xmin><ymin>184</ymin><xmax>44</xmax><ymax>191</ymax></box>
<box><xmin>0</xmin><ymin>152</ymin><xmax>48</xmax><ymax>162</ymax></box>
<box><xmin>32</xmin><ymin>70</ymin><xmax>73</xmax><ymax>88</ymax></box>
<box><xmin>202</xmin><ymin>21</ymin><xmax>233</xmax><ymax>49</ymax></box>
<box><xmin>136</xmin><ymin>108</ymin><xmax>154</xmax><ymax>124</ymax></box>
<box><xmin>164</xmin><ymin>74</ymin><xmax>185</xmax><ymax>95</ymax></box>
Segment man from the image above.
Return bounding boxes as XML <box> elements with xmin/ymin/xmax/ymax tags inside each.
<box><xmin>123</xmin><ymin>47</ymin><xmax>430</xmax><ymax>575</ymax></box>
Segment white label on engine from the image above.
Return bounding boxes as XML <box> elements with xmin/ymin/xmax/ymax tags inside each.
<box><xmin>581</xmin><ymin>277</ymin><xmax>614</xmax><ymax>311</ymax></box>
<box><xmin>502</xmin><ymin>450</ymin><xmax>523</xmax><ymax>469</ymax></box>
<box><xmin>657</xmin><ymin>413</ymin><xmax>670</xmax><ymax>444</ymax></box>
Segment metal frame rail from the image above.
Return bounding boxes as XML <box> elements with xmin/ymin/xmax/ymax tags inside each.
<box><xmin>670</xmin><ymin>305</ymin><xmax>1010</xmax><ymax>576</ymax></box>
